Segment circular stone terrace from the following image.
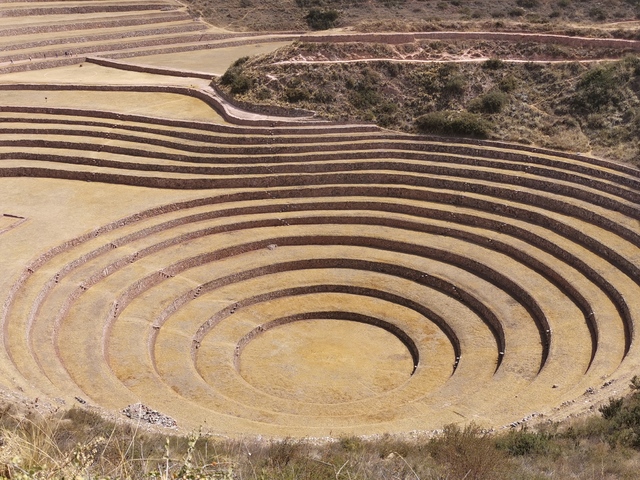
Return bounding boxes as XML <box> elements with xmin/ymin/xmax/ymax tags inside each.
<box><xmin>0</xmin><ymin>0</ymin><xmax>639</xmax><ymax>437</ymax></box>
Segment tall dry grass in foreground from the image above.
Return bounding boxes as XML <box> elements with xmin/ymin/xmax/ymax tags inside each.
<box><xmin>3</xmin><ymin>385</ymin><xmax>640</xmax><ymax>479</ymax></box>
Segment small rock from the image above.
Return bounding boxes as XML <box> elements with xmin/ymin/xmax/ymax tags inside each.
<box><xmin>75</xmin><ymin>396</ymin><xmax>87</xmax><ymax>404</ymax></box>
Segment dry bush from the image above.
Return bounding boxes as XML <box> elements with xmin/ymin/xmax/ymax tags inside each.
<box><xmin>428</xmin><ymin>423</ymin><xmax>514</xmax><ymax>480</ymax></box>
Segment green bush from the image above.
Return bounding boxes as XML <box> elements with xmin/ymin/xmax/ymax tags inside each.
<box><xmin>571</xmin><ymin>65</ymin><xmax>621</xmax><ymax>112</ymax></box>
<box><xmin>589</xmin><ymin>390</ymin><xmax>640</xmax><ymax>448</ymax></box>
<box><xmin>220</xmin><ymin>62</ymin><xmax>253</xmax><ymax>95</ymax></box>
<box><xmin>443</xmin><ymin>75</ymin><xmax>467</xmax><ymax>95</ymax></box>
<box><xmin>305</xmin><ymin>8</ymin><xmax>339</xmax><ymax>30</ymax></box>
<box><xmin>600</xmin><ymin>397</ymin><xmax>625</xmax><ymax>420</ymax></box>
<box><xmin>349</xmin><ymin>88</ymin><xmax>381</xmax><ymax>108</ymax></box>
<box><xmin>375</xmin><ymin>101</ymin><xmax>399</xmax><ymax>127</ymax></box>
<box><xmin>231</xmin><ymin>56</ymin><xmax>250</xmax><ymax>68</ymax></box>
<box><xmin>497</xmin><ymin>428</ymin><xmax>553</xmax><ymax>456</ymax></box>
<box><xmin>483</xmin><ymin>58</ymin><xmax>505</xmax><ymax>70</ymax></box>
<box><xmin>284</xmin><ymin>86</ymin><xmax>311</xmax><ymax>102</ymax></box>
<box><xmin>499</xmin><ymin>75</ymin><xmax>518</xmax><ymax>92</ymax></box>
<box><xmin>469</xmin><ymin>90</ymin><xmax>509</xmax><ymax>113</ymax></box>
<box><xmin>517</xmin><ymin>0</ymin><xmax>539</xmax><ymax>8</ymax></box>
<box><xmin>416</xmin><ymin>110</ymin><xmax>492</xmax><ymax>137</ymax></box>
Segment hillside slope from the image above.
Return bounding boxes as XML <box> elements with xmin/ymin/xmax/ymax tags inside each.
<box><xmin>218</xmin><ymin>39</ymin><xmax>640</xmax><ymax>163</ymax></box>
<box><xmin>183</xmin><ymin>0</ymin><xmax>640</xmax><ymax>32</ymax></box>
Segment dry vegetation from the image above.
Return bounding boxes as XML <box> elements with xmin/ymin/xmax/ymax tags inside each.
<box><xmin>217</xmin><ymin>45</ymin><xmax>640</xmax><ymax>163</ymax></box>
<box><xmin>4</xmin><ymin>381</ymin><xmax>640</xmax><ymax>479</ymax></box>
<box><xmin>183</xmin><ymin>0</ymin><xmax>640</xmax><ymax>32</ymax></box>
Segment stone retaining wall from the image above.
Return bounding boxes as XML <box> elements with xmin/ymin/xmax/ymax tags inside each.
<box><xmin>3</xmin><ymin>24</ymin><xmax>208</xmax><ymax>53</ymax></box>
<box><xmin>0</xmin><ymin>105</ymin><xmax>377</xmax><ymax>133</ymax></box>
<box><xmin>0</xmin><ymin>12</ymin><xmax>192</xmax><ymax>37</ymax></box>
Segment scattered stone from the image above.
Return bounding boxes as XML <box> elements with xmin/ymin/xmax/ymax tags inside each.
<box><xmin>584</xmin><ymin>387</ymin><xmax>596</xmax><ymax>395</ymax></box>
<box><xmin>602</xmin><ymin>379</ymin><xmax>615</xmax><ymax>388</ymax></box>
<box><xmin>266</xmin><ymin>243</ymin><xmax>278</xmax><ymax>250</ymax></box>
<box><xmin>75</xmin><ymin>396</ymin><xmax>87</xmax><ymax>404</ymax></box>
<box><xmin>122</xmin><ymin>403</ymin><xmax>177</xmax><ymax>428</ymax></box>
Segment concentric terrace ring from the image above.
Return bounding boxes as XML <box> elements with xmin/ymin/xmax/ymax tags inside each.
<box><xmin>0</xmin><ymin>101</ymin><xmax>639</xmax><ymax>436</ymax></box>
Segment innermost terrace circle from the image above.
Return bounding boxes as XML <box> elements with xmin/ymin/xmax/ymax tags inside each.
<box><xmin>237</xmin><ymin>316</ymin><xmax>417</xmax><ymax>404</ymax></box>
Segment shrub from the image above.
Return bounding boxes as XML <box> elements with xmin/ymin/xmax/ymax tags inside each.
<box><xmin>255</xmin><ymin>86</ymin><xmax>272</xmax><ymax>100</ymax></box>
<box><xmin>483</xmin><ymin>58</ymin><xmax>505</xmax><ymax>70</ymax></box>
<box><xmin>499</xmin><ymin>75</ymin><xmax>518</xmax><ymax>92</ymax></box>
<box><xmin>600</xmin><ymin>397</ymin><xmax>625</xmax><ymax>420</ymax></box>
<box><xmin>469</xmin><ymin>90</ymin><xmax>509</xmax><ymax>113</ymax></box>
<box><xmin>443</xmin><ymin>75</ymin><xmax>467</xmax><ymax>95</ymax></box>
<box><xmin>349</xmin><ymin>87</ymin><xmax>381</xmax><ymax>108</ymax></box>
<box><xmin>496</xmin><ymin>428</ymin><xmax>553</xmax><ymax>456</ymax></box>
<box><xmin>416</xmin><ymin>110</ymin><xmax>492</xmax><ymax>137</ymax></box>
<box><xmin>571</xmin><ymin>65</ymin><xmax>621</xmax><ymax>112</ymax></box>
<box><xmin>375</xmin><ymin>101</ymin><xmax>399</xmax><ymax>127</ymax></box>
<box><xmin>429</xmin><ymin>424</ymin><xmax>512</xmax><ymax>479</ymax></box>
<box><xmin>517</xmin><ymin>0</ymin><xmax>539</xmax><ymax>7</ymax></box>
<box><xmin>265</xmin><ymin>438</ymin><xmax>305</xmax><ymax>467</ymax></box>
<box><xmin>313</xmin><ymin>89</ymin><xmax>334</xmax><ymax>103</ymax></box>
<box><xmin>340</xmin><ymin>436</ymin><xmax>364</xmax><ymax>452</ymax></box>
<box><xmin>231</xmin><ymin>56</ymin><xmax>249</xmax><ymax>68</ymax></box>
<box><xmin>589</xmin><ymin>7</ymin><xmax>607</xmax><ymax>20</ymax></box>
<box><xmin>285</xmin><ymin>86</ymin><xmax>311</xmax><ymax>102</ymax></box>
<box><xmin>220</xmin><ymin>62</ymin><xmax>253</xmax><ymax>95</ymax></box>
<box><xmin>305</xmin><ymin>8</ymin><xmax>339</xmax><ymax>30</ymax></box>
